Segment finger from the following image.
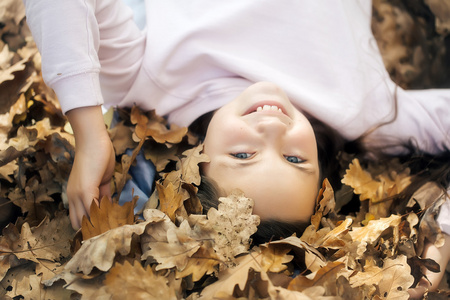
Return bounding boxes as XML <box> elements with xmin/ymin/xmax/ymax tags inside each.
<box><xmin>69</xmin><ymin>198</ymin><xmax>87</xmax><ymax>230</ymax></box>
<box><xmin>82</xmin><ymin>189</ymin><xmax>99</xmax><ymax>216</ymax></box>
<box><xmin>408</xmin><ymin>286</ymin><xmax>427</xmax><ymax>299</ymax></box>
<box><xmin>99</xmin><ymin>181</ymin><xmax>112</xmax><ymax>202</ymax></box>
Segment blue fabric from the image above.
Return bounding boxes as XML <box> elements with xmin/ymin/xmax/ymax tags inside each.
<box><xmin>118</xmin><ymin>148</ymin><xmax>156</xmax><ymax>214</ymax></box>
<box><xmin>111</xmin><ymin>111</ymin><xmax>155</xmax><ymax>215</ymax></box>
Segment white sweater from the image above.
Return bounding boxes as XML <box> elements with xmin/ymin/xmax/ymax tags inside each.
<box><xmin>24</xmin><ymin>0</ymin><xmax>450</xmax><ymax>154</ymax></box>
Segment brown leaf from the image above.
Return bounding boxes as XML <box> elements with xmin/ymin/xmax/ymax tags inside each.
<box><xmin>141</xmin><ymin>218</ymin><xmax>201</xmax><ymax>272</ymax></box>
<box><xmin>424</xmin><ymin>0</ymin><xmax>450</xmax><ymax>34</ymax></box>
<box><xmin>13</xmin><ymin>213</ymin><xmax>74</xmax><ymax>263</ymax></box>
<box><xmin>311</xmin><ymin>179</ymin><xmax>336</xmax><ymax>229</ymax></box>
<box><xmin>0</xmin><ymin>92</ymin><xmax>26</xmax><ymax>148</ymax></box>
<box><xmin>288</xmin><ymin>261</ymin><xmax>344</xmax><ymax>294</ymax></box>
<box><xmin>81</xmin><ymin>196</ymin><xmax>136</xmax><ymax>240</ymax></box>
<box><xmin>131</xmin><ymin>106</ymin><xmax>188</xmax><ymax>144</ymax></box>
<box><xmin>175</xmin><ymin>245</ymin><xmax>220</xmax><ymax>282</ymax></box>
<box><xmin>0</xmin><ymin>54</ymin><xmax>27</xmax><ymax>83</ymax></box>
<box><xmin>207</xmin><ymin>190</ymin><xmax>260</xmax><ymax>263</ymax></box>
<box><xmin>156</xmin><ymin>181</ymin><xmax>186</xmax><ymax>222</ymax></box>
<box><xmin>378</xmin><ymin>255</ymin><xmax>415</xmax><ymax>299</ymax></box>
<box><xmin>0</xmin><ymin>213</ymin><xmax>73</xmax><ymax>282</ymax></box>
<box><xmin>349</xmin><ymin>214</ymin><xmax>401</xmax><ymax>257</ymax></box>
<box><xmin>259</xmin><ymin>244</ymin><xmax>293</xmax><ymax>273</ymax></box>
<box><xmin>0</xmin><ymin>224</ymin><xmax>23</xmax><ymax>281</ymax></box>
<box><xmin>144</xmin><ymin>142</ymin><xmax>179</xmax><ymax>172</ymax></box>
<box><xmin>179</xmin><ymin>144</ymin><xmax>210</xmax><ymax>186</ymax></box>
<box><xmin>66</xmin><ymin>211</ymin><xmax>165</xmax><ymax>274</ymax></box>
<box><xmin>103</xmin><ymin>260</ymin><xmax>181</xmax><ymax>300</ymax></box>
<box><xmin>342</xmin><ymin>159</ymin><xmax>411</xmax><ymax>218</ymax></box>
<box><xmin>35</xmin><ymin>259</ymin><xmax>65</xmax><ymax>282</ymax></box>
<box><xmin>0</xmin><ymin>0</ymin><xmax>26</xmax><ymax>25</ymax></box>
<box><xmin>199</xmin><ymin>249</ymin><xmax>265</xmax><ymax>298</ymax></box>
<box><xmin>271</xmin><ymin>236</ymin><xmax>327</xmax><ymax>275</ymax></box>
<box><xmin>109</xmin><ymin>121</ymin><xmax>137</xmax><ymax>156</ymax></box>
<box><xmin>349</xmin><ymin>259</ymin><xmax>384</xmax><ymax>289</ymax></box>
<box><xmin>317</xmin><ymin>218</ymin><xmax>353</xmax><ymax>249</ymax></box>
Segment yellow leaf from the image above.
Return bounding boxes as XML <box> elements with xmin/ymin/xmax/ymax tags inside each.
<box><xmin>349</xmin><ymin>214</ymin><xmax>401</xmax><ymax>257</ymax></box>
<box><xmin>342</xmin><ymin>159</ymin><xmax>381</xmax><ymax>202</ymax></box>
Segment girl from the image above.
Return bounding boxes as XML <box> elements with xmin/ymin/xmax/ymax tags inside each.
<box><xmin>24</xmin><ymin>0</ymin><xmax>450</xmax><ymax>294</ymax></box>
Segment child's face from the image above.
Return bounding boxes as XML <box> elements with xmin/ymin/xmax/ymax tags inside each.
<box><xmin>202</xmin><ymin>82</ymin><xmax>320</xmax><ymax>222</ymax></box>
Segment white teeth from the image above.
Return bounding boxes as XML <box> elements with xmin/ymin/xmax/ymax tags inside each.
<box><xmin>256</xmin><ymin>105</ymin><xmax>282</xmax><ymax>112</ymax></box>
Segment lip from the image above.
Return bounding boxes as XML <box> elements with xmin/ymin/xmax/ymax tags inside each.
<box><xmin>243</xmin><ymin>101</ymin><xmax>288</xmax><ymax>117</ymax></box>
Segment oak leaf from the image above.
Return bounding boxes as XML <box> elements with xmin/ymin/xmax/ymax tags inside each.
<box><xmin>349</xmin><ymin>214</ymin><xmax>401</xmax><ymax>257</ymax></box>
<box><xmin>0</xmin><ymin>213</ymin><xmax>73</xmax><ymax>282</ymax></box>
<box><xmin>66</xmin><ymin>210</ymin><xmax>166</xmax><ymax>274</ymax></box>
<box><xmin>103</xmin><ymin>260</ymin><xmax>181</xmax><ymax>300</ymax></box>
<box><xmin>270</xmin><ymin>236</ymin><xmax>326</xmax><ymax>275</ymax></box>
<box><xmin>311</xmin><ymin>179</ymin><xmax>336</xmax><ymax>229</ymax></box>
<box><xmin>179</xmin><ymin>144</ymin><xmax>210</xmax><ymax>185</ymax></box>
<box><xmin>156</xmin><ymin>181</ymin><xmax>186</xmax><ymax>222</ymax></box>
<box><xmin>319</xmin><ymin>218</ymin><xmax>353</xmax><ymax>249</ymax></box>
<box><xmin>175</xmin><ymin>245</ymin><xmax>220</xmax><ymax>282</ymax></box>
<box><xmin>348</xmin><ymin>259</ymin><xmax>384</xmax><ymax>289</ymax></box>
<box><xmin>81</xmin><ymin>196</ymin><xmax>136</xmax><ymax>240</ymax></box>
<box><xmin>288</xmin><ymin>261</ymin><xmax>344</xmax><ymax>294</ymax></box>
<box><xmin>141</xmin><ymin>218</ymin><xmax>201</xmax><ymax>271</ymax></box>
<box><xmin>109</xmin><ymin>121</ymin><xmax>137</xmax><ymax>155</ymax></box>
<box><xmin>207</xmin><ymin>190</ymin><xmax>260</xmax><ymax>263</ymax></box>
<box><xmin>0</xmin><ymin>0</ymin><xmax>26</xmax><ymax>25</ymax></box>
<box><xmin>342</xmin><ymin>159</ymin><xmax>411</xmax><ymax>218</ymax></box>
<box><xmin>0</xmin><ymin>224</ymin><xmax>23</xmax><ymax>281</ymax></box>
<box><xmin>259</xmin><ymin>244</ymin><xmax>293</xmax><ymax>273</ymax></box>
<box><xmin>378</xmin><ymin>255</ymin><xmax>415</xmax><ymax>299</ymax></box>
<box><xmin>131</xmin><ymin>106</ymin><xmax>188</xmax><ymax>144</ymax></box>
<box><xmin>144</xmin><ymin>142</ymin><xmax>179</xmax><ymax>171</ymax></box>
<box><xmin>199</xmin><ymin>249</ymin><xmax>266</xmax><ymax>298</ymax></box>
<box><xmin>13</xmin><ymin>214</ymin><xmax>74</xmax><ymax>263</ymax></box>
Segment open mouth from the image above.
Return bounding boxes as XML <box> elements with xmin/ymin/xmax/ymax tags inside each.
<box><xmin>244</xmin><ymin>103</ymin><xmax>287</xmax><ymax>116</ymax></box>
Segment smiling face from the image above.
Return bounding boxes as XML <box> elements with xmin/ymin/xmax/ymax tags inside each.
<box><xmin>202</xmin><ymin>82</ymin><xmax>320</xmax><ymax>222</ymax></box>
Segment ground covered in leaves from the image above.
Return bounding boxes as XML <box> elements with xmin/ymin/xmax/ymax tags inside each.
<box><xmin>1</xmin><ymin>0</ymin><xmax>450</xmax><ymax>299</ymax></box>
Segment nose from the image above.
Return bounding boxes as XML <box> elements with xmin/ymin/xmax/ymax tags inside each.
<box><xmin>255</xmin><ymin>117</ymin><xmax>287</xmax><ymax>141</ymax></box>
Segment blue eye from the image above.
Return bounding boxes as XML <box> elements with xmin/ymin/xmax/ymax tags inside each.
<box><xmin>231</xmin><ymin>153</ymin><xmax>252</xmax><ymax>159</ymax></box>
<box><xmin>285</xmin><ymin>156</ymin><xmax>304</xmax><ymax>163</ymax></box>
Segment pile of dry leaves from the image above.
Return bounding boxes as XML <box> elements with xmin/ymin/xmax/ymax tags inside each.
<box><xmin>1</xmin><ymin>0</ymin><xmax>450</xmax><ymax>299</ymax></box>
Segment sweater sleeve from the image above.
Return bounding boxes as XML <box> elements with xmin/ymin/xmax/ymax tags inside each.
<box><xmin>23</xmin><ymin>0</ymin><xmax>145</xmax><ymax>114</ymax></box>
<box><xmin>363</xmin><ymin>87</ymin><xmax>450</xmax><ymax>155</ymax></box>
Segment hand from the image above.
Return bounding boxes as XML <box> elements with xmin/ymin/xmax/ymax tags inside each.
<box><xmin>408</xmin><ymin>234</ymin><xmax>450</xmax><ymax>299</ymax></box>
<box><xmin>66</xmin><ymin>106</ymin><xmax>116</xmax><ymax>229</ymax></box>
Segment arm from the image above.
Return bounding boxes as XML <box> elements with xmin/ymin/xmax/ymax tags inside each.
<box><xmin>362</xmin><ymin>87</ymin><xmax>450</xmax><ymax>155</ymax></box>
<box><xmin>409</xmin><ymin>234</ymin><xmax>450</xmax><ymax>298</ymax></box>
<box><xmin>24</xmin><ymin>0</ymin><xmax>145</xmax><ymax>228</ymax></box>
<box><xmin>24</xmin><ymin>0</ymin><xmax>145</xmax><ymax>113</ymax></box>
<box><xmin>66</xmin><ymin>106</ymin><xmax>115</xmax><ymax>229</ymax></box>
